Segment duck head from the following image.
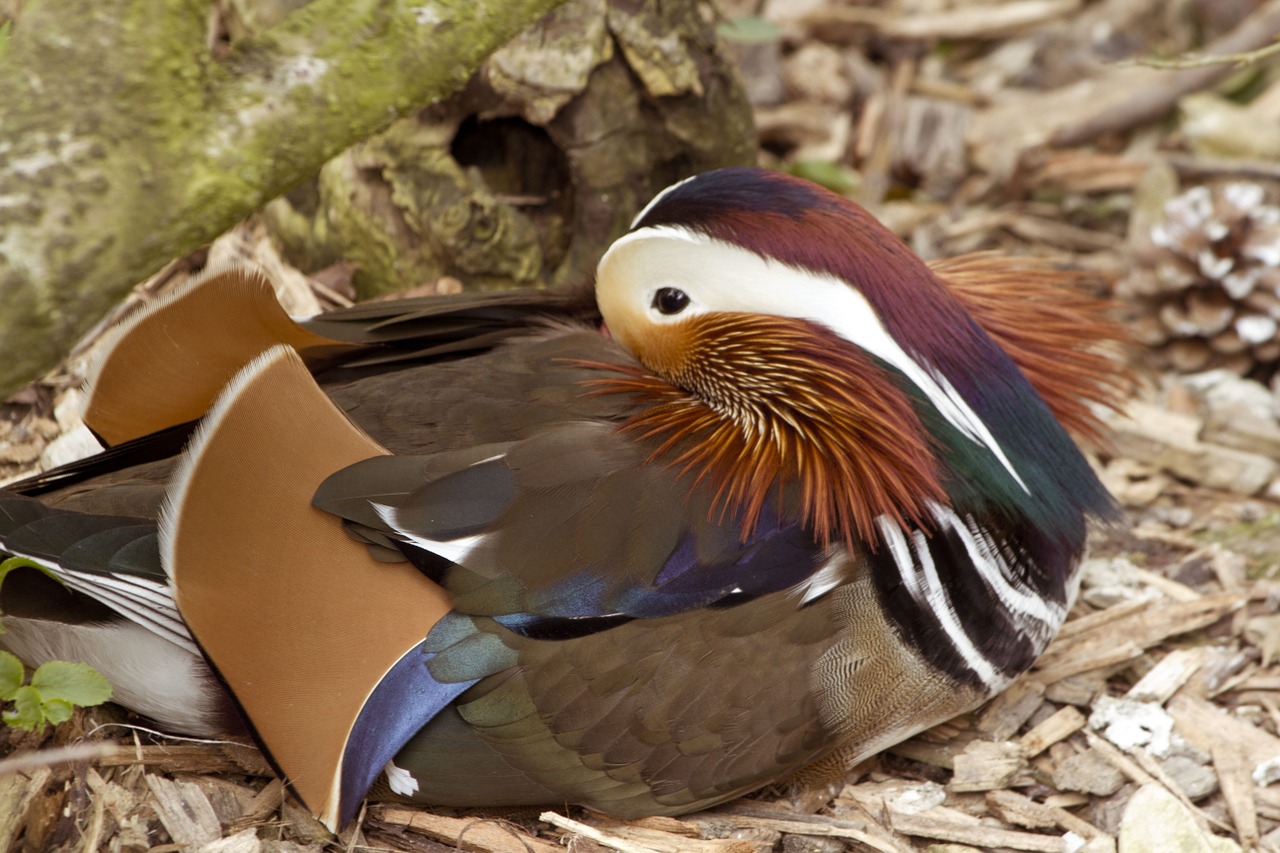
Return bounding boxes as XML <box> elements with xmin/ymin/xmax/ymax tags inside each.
<box><xmin>593</xmin><ymin>166</ymin><xmax>1115</xmax><ymax>551</ymax></box>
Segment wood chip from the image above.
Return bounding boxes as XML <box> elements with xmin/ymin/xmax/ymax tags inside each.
<box><xmin>1034</xmin><ymin>595</ymin><xmax>1241</xmax><ymax>683</ymax></box>
<box><xmin>1080</xmin><ymin>732</ymin><xmax>1158</xmax><ymax>790</ymax></box>
<box><xmin>1118</xmin><ymin>784</ymin><xmax>1221</xmax><ymax>853</ymax></box>
<box><xmin>1102</xmin><ymin>401</ymin><xmax>1278</xmax><ymax>496</ymax></box>
<box><xmin>1212</xmin><ymin>742</ymin><xmax>1260</xmax><ymax>849</ymax></box>
<box><xmin>986</xmin><ymin>788</ymin><xmax>1105</xmax><ymax>840</ymax></box>
<box><xmin>1020</xmin><ymin>705</ymin><xmax>1087</xmax><ymax>757</ymax></box>
<box><xmin>199</xmin><ymin>827</ymin><xmax>264</xmax><ymax>853</ymax></box>
<box><xmin>695</xmin><ymin>805</ymin><xmax>914</xmax><ymax>853</ymax></box>
<box><xmin>951</xmin><ymin>741</ymin><xmax>1030</xmax><ymax>792</ymax></box>
<box><xmin>98</xmin><ymin>743</ymin><xmax>270</xmax><ymax>775</ymax></box>
<box><xmin>1054</xmin><ymin>600</ymin><xmax>1152</xmax><ymax>642</ymax></box>
<box><xmin>1051</xmin><ymin>747</ymin><xmax>1127</xmax><ymax>797</ymax></box>
<box><xmin>978</xmin><ymin>678</ymin><xmax>1046</xmax><ymax>741</ymax></box>
<box><xmin>540</xmin><ymin>811</ymin><xmax>672</xmax><ymax>853</ymax></box>
<box><xmin>1125</xmin><ymin>648</ymin><xmax>1207</xmax><ymax>703</ymax></box>
<box><xmin>888</xmin><ymin>805</ymin><xmax>1072</xmax><ymax>852</ymax></box>
<box><xmin>374</xmin><ymin>806</ymin><xmax>562</xmax><ymax>853</ymax></box>
<box><xmin>1127</xmin><ymin>747</ymin><xmax>1230</xmax><ymax>832</ymax></box>
<box><xmin>229</xmin><ymin>778</ymin><xmax>286</xmax><ymax>830</ymax></box>
<box><xmin>82</xmin><ymin>768</ymin><xmax>154</xmax><ymax>851</ymax></box>
<box><xmin>145</xmin><ymin>774</ymin><xmax>223</xmax><ymax>850</ymax></box>
<box><xmin>969</xmin><ymin>0</ymin><xmax>1280</xmax><ymax>175</ymax></box>
<box><xmin>76</xmin><ymin>781</ymin><xmax>109</xmax><ymax>853</ymax></box>
<box><xmin>0</xmin><ymin>767</ymin><xmax>51</xmax><ymax>851</ymax></box>
<box><xmin>1131</xmin><ymin>568</ymin><xmax>1202</xmax><ymax>603</ymax></box>
<box><xmin>985</xmin><ymin>789</ymin><xmax>1060</xmax><ymax>830</ymax></box>
<box><xmin>564</xmin><ymin>814</ymin><xmax>774</xmax><ymax>853</ymax></box>
<box><xmin>1082</xmin><ymin>732</ymin><xmax>1228</xmax><ymax>835</ymax></box>
<box><xmin>1170</xmin><ymin>694</ymin><xmax>1280</xmax><ymax>767</ymax></box>
<box><xmin>890</xmin><ymin>735</ymin><xmax>970</xmax><ymax>769</ymax></box>
<box><xmin>1028</xmin><ymin>151</ymin><xmax>1149</xmax><ymax>194</ymax></box>
<box><xmin>1033</xmin><ymin>641</ymin><xmax>1143</xmax><ymax>685</ymax></box>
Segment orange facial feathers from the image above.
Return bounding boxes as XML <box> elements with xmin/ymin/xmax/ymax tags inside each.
<box><xmin>584</xmin><ymin>313</ymin><xmax>946</xmax><ymax>552</ymax></box>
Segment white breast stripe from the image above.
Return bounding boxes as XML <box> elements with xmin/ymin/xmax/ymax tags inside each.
<box><xmin>910</xmin><ymin>528</ymin><xmax>1004</xmax><ymax>690</ymax></box>
<box><xmin>876</xmin><ymin>517</ymin><xmax>1003</xmax><ymax>690</ymax></box>
<box><xmin>372</xmin><ymin>503</ymin><xmax>486</xmax><ymax>566</ymax></box>
<box><xmin>876</xmin><ymin>518</ymin><xmax>921</xmax><ymax>603</ymax></box>
<box><xmin>930</xmin><ymin>503</ymin><xmax>1063</xmax><ymax>631</ymax></box>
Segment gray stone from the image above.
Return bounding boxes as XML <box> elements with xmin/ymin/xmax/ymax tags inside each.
<box><xmin>1159</xmin><ymin>754</ymin><xmax>1219</xmax><ymax>800</ymax></box>
<box><xmin>1118</xmin><ymin>783</ymin><xmax>1240</xmax><ymax>853</ymax></box>
<box><xmin>1052</xmin><ymin>748</ymin><xmax>1127</xmax><ymax>796</ymax></box>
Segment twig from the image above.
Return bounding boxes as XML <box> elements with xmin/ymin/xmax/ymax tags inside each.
<box><xmin>1118</xmin><ymin>40</ymin><xmax>1280</xmax><ymax>71</ymax></box>
<box><xmin>1052</xmin><ymin>0</ymin><xmax>1280</xmax><ymax>146</ymax></box>
<box><xmin>539</xmin><ymin>811</ymin><xmax>661</xmax><ymax>853</ymax></box>
<box><xmin>0</xmin><ymin>742</ymin><xmax>118</xmax><ymax>777</ymax></box>
<box><xmin>1167</xmin><ymin>153</ymin><xmax>1280</xmax><ymax>182</ymax></box>
<box><xmin>87</xmin><ymin>721</ymin><xmax>247</xmax><ymax>746</ymax></box>
<box><xmin>800</xmin><ymin>0</ymin><xmax>1080</xmax><ymax>41</ymax></box>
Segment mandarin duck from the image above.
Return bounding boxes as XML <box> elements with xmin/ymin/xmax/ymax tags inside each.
<box><xmin>0</xmin><ymin>167</ymin><xmax>1122</xmax><ymax>831</ymax></box>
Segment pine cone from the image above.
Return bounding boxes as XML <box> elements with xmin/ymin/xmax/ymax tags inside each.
<box><xmin>1123</xmin><ymin>182</ymin><xmax>1280</xmax><ymax>377</ymax></box>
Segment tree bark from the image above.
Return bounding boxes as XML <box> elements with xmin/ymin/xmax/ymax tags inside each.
<box><xmin>0</xmin><ymin>0</ymin><xmax>568</xmax><ymax>397</ymax></box>
<box><xmin>262</xmin><ymin>0</ymin><xmax>756</xmax><ymax>299</ymax></box>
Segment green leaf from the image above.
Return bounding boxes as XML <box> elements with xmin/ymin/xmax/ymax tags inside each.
<box><xmin>30</xmin><ymin>661</ymin><xmax>113</xmax><ymax>707</ymax></box>
<box><xmin>0</xmin><ymin>556</ymin><xmax>65</xmax><ymax>589</ymax></box>
<box><xmin>716</xmin><ymin>16</ymin><xmax>779</xmax><ymax>45</ymax></box>
<box><xmin>42</xmin><ymin>698</ymin><xmax>75</xmax><ymax>726</ymax></box>
<box><xmin>0</xmin><ymin>651</ymin><xmax>23</xmax><ymax>701</ymax></box>
<box><xmin>3</xmin><ymin>686</ymin><xmax>45</xmax><ymax>732</ymax></box>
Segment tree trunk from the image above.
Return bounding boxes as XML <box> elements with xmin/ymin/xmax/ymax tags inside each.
<box><xmin>262</xmin><ymin>0</ymin><xmax>757</xmax><ymax>299</ymax></box>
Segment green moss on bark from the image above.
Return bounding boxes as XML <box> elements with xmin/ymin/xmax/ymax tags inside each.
<box><xmin>0</xmin><ymin>0</ymin><xmax>568</xmax><ymax>396</ymax></box>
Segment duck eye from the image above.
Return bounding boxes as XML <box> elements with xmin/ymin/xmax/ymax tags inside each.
<box><xmin>651</xmin><ymin>287</ymin><xmax>690</xmax><ymax>316</ymax></box>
